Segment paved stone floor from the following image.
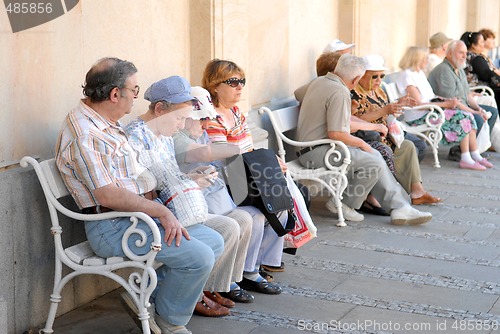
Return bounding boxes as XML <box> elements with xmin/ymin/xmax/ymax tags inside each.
<box><xmin>39</xmin><ymin>147</ymin><xmax>500</xmax><ymax>334</ymax></box>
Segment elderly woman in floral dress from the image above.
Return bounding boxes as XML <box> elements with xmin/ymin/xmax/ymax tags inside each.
<box><xmin>396</xmin><ymin>46</ymin><xmax>492</xmax><ymax>171</ymax></box>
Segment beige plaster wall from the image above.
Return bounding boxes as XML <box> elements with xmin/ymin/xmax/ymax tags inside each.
<box><xmin>247</xmin><ymin>0</ymin><xmax>339</xmax><ymax>104</ymax></box>
<box><xmin>0</xmin><ymin>0</ymin><xmax>192</xmax><ymax>166</ymax></box>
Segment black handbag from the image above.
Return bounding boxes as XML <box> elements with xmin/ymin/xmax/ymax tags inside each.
<box><xmin>225</xmin><ymin>148</ymin><xmax>296</xmax><ymax>236</ymax></box>
<box><xmin>352</xmin><ymin>130</ymin><xmax>381</xmax><ymax>142</ymax></box>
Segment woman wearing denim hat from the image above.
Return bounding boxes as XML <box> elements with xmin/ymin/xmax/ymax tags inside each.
<box><xmin>351</xmin><ymin>55</ymin><xmax>442</xmax><ymax>204</ymax></box>
<box><xmin>201</xmin><ymin>59</ymin><xmax>286</xmax><ymax>298</ymax></box>
<box><xmin>124</xmin><ymin>76</ymin><xmax>258</xmax><ymax>326</ymax></box>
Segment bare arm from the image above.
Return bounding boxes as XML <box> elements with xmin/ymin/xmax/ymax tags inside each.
<box><xmin>328</xmin><ymin>130</ymin><xmax>373</xmax><ymax>152</ymax></box>
<box><xmin>354</xmin><ymin>103</ymin><xmax>403</xmax><ymax>123</ymax></box>
<box><xmin>467</xmin><ymin>93</ymin><xmax>489</xmax><ymax>120</ymax></box>
<box><xmin>93</xmin><ymin>184</ymin><xmax>189</xmax><ymax>246</ymax></box>
<box><xmin>405</xmin><ymin>85</ymin><xmax>423</xmax><ymax>104</ymax></box>
<box><xmin>184</xmin><ymin>142</ymin><xmax>240</xmax><ymax>163</ymax></box>
<box><xmin>350</xmin><ymin>115</ymin><xmax>388</xmax><ymax>136</ymax></box>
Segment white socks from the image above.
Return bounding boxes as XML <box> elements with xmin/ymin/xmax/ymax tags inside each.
<box><xmin>470</xmin><ymin>150</ymin><xmax>484</xmax><ymax>162</ymax></box>
<box><xmin>461</xmin><ymin>152</ymin><xmax>475</xmax><ymax>164</ymax></box>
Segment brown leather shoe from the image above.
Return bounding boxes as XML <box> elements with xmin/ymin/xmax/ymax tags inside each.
<box><xmin>203</xmin><ymin>291</ymin><xmax>235</xmax><ymax>308</ymax></box>
<box><xmin>411</xmin><ymin>192</ymin><xmax>442</xmax><ymax>205</ymax></box>
<box><xmin>194</xmin><ymin>295</ymin><xmax>230</xmax><ymax>317</ymax></box>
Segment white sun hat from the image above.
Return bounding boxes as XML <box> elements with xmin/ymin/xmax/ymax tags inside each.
<box><xmin>362</xmin><ymin>54</ymin><xmax>387</xmax><ymax>71</ymax></box>
<box><xmin>323</xmin><ymin>39</ymin><xmax>355</xmax><ymax>53</ymax></box>
<box><xmin>190</xmin><ymin>86</ymin><xmax>219</xmax><ymax>120</ymax></box>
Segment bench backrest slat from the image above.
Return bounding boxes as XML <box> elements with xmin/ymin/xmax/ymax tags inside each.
<box><xmin>40</xmin><ymin>159</ymin><xmax>70</xmax><ymax>199</ymax></box>
<box><xmin>271</xmin><ymin>105</ymin><xmax>300</xmax><ymax>133</ymax></box>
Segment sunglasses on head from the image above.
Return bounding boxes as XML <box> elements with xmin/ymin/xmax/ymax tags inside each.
<box><xmin>222</xmin><ymin>77</ymin><xmax>246</xmax><ymax>88</ymax></box>
<box><xmin>371</xmin><ymin>74</ymin><xmax>386</xmax><ymax>80</ymax></box>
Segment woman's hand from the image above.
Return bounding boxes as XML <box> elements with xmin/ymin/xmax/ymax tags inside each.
<box><xmin>383</xmin><ymin>103</ymin><xmax>404</xmax><ymax>117</ymax></box>
<box><xmin>478</xmin><ymin>108</ymin><xmax>491</xmax><ymax>120</ymax></box>
<box><xmin>188</xmin><ymin>171</ymin><xmax>218</xmax><ymax>188</ymax></box>
<box><xmin>398</xmin><ymin>95</ymin><xmax>417</xmax><ymax>107</ymax></box>
<box><xmin>441</xmin><ymin>97</ymin><xmax>459</xmax><ymax>109</ymax></box>
<box><xmin>375</xmin><ymin>123</ymin><xmax>388</xmax><ymax>137</ymax></box>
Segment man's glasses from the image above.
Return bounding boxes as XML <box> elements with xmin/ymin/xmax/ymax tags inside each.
<box><xmin>222</xmin><ymin>78</ymin><xmax>246</xmax><ymax>88</ymax></box>
<box><xmin>371</xmin><ymin>74</ymin><xmax>386</xmax><ymax>80</ymax></box>
<box><xmin>121</xmin><ymin>85</ymin><xmax>140</xmax><ymax>98</ymax></box>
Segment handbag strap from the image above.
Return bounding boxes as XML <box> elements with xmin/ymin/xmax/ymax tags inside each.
<box><xmin>261</xmin><ymin>209</ymin><xmax>296</xmax><ymax>237</ymax></box>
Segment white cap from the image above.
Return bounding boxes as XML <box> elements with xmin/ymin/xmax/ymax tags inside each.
<box><xmin>190</xmin><ymin>86</ymin><xmax>219</xmax><ymax>120</ymax></box>
<box><xmin>323</xmin><ymin>39</ymin><xmax>355</xmax><ymax>53</ymax></box>
<box><xmin>362</xmin><ymin>54</ymin><xmax>387</xmax><ymax>71</ymax></box>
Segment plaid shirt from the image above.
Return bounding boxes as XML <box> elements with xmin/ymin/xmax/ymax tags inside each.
<box><xmin>55</xmin><ymin>100</ymin><xmax>156</xmax><ymax>209</ymax></box>
<box><xmin>125</xmin><ymin>118</ymin><xmax>208</xmax><ymax>227</ymax></box>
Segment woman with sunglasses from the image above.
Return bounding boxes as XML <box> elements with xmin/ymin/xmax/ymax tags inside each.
<box><xmin>351</xmin><ymin>55</ymin><xmax>441</xmax><ymax>205</ymax></box>
<box><xmin>201</xmin><ymin>59</ymin><xmax>286</xmax><ymax>300</ymax></box>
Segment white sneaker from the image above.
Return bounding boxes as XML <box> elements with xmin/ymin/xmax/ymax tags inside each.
<box><xmin>120</xmin><ymin>292</ymin><xmax>162</xmax><ymax>334</ymax></box>
<box><xmin>391</xmin><ymin>206</ymin><xmax>432</xmax><ymax>225</ymax></box>
<box><xmin>155</xmin><ymin>313</ymin><xmax>192</xmax><ymax>334</ymax></box>
<box><xmin>326</xmin><ymin>200</ymin><xmax>364</xmax><ymax>222</ymax></box>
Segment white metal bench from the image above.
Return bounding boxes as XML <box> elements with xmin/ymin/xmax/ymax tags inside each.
<box><xmin>258</xmin><ymin>104</ymin><xmax>351</xmax><ymax>227</ymax></box>
<box><xmin>381</xmin><ymin>81</ymin><xmax>445</xmax><ymax>168</ymax></box>
<box><xmin>20</xmin><ymin>156</ymin><xmax>162</xmax><ymax>334</ymax></box>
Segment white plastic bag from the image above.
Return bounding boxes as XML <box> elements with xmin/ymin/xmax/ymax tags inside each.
<box><xmin>490</xmin><ymin>120</ymin><xmax>500</xmax><ymax>152</ymax></box>
<box><xmin>387</xmin><ymin>115</ymin><xmax>405</xmax><ymax>148</ymax></box>
<box><xmin>476</xmin><ymin>121</ymin><xmax>491</xmax><ymax>153</ymax></box>
<box><xmin>285</xmin><ymin>172</ymin><xmax>317</xmax><ymax>239</ymax></box>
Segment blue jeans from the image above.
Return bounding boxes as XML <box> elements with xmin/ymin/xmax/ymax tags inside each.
<box><xmin>84</xmin><ymin>218</ymin><xmax>224</xmax><ymax>326</ymax></box>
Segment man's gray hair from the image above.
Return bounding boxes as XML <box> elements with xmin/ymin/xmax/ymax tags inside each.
<box><xmin>446</xmin><ymin>40</ymin><xmax>465</xmax><ymax>57</ymax></box>
<box><xmin>334</xmin><ymin>54</ymin><xmax>366</xmax><ymax>81</ymax></box>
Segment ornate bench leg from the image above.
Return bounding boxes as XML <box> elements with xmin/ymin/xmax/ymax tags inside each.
<box><xmin>335</xmin><ymin>200</ymin><xmax>347</xmax><ymax>227</ymax></box>
<box><xmin>41</xmin><ymin>294</ymin><xmax>61</xmax><ymax>333</ymax></box>
<box><xmin>432</xmin><ymin>145</ymin><xmax>441</xmax><ymax>168</ymax></box>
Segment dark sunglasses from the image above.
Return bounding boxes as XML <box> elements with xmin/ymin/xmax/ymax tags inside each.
<box><xmin>371</xmin><ymin>74</ymin><xmax>386</xmax><ymax>80</ymax></box>
<box><xmin>222</xmin><ymin>77</ymin><xmax>246</xmax><ymax>88</ymax></box>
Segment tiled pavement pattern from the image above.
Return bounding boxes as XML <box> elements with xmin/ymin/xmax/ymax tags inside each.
<box><xmin>41</xmin><ymin>148</ymin><xmax>499</xmax><ymax>334</ymax></box>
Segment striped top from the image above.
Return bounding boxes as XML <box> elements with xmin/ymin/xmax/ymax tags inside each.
<box><xmin>55</xmin><ymin>100</ymin><xmax>156</xmax><ymax>209</ymax></box>
<box><xmin>205</xmin><ymin>106</ymin><xmax>254</xmax><ymax>152</ymax></box>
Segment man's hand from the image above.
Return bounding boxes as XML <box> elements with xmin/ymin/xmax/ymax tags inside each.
<box><xmin>158</xmin><ymin>210</ymin><xmax>190</xmax><ymax>247</ymax></box>
<box><xmin>360</xmin><ymin>141</ymin><xmax>373</xmax><ymax>152</ymax></box>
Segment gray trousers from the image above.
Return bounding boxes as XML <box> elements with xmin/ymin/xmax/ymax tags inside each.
<box><xmin>298</xmin><ymin>145</ymin><xmax>410</xmax><ymax>211</ymax></box>
<box><xmin>204</xmin><ymin>208</ymin><xmax>253</xmax><ymax>291</ymax></box>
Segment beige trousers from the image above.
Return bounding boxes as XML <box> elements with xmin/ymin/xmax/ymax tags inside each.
<box><xmin>393</xmin><ymin>139</ymin><xmax>422</xmax><ymax>194</ymax></box>
<box><xmin>202</xmin><ymin>208</ymin><xmax>253</xmax><ymax>292</ymax></box>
